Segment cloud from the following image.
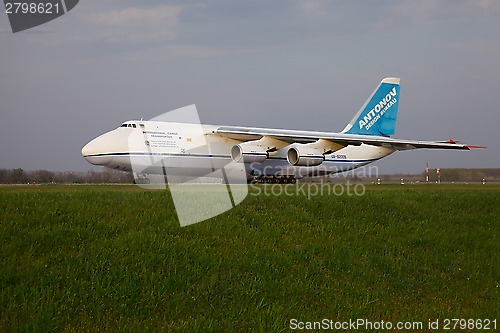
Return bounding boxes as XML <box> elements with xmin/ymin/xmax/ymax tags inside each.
<box><xmin>297</xmin><ymin>0</ymin><xmax>327</xmax><ymax>17</ymax></box>
<box><xmin>90</xmin><ymin>6</ymin><xmax>180</xmax><ymax>27</ymax></box>
<box><xmin>393</xmin><ymin>0</ymin><xmax>500</xmax><ymax>25</ymax></box>
<box><xmin>472</xmin><ymin>0</ymin><xmax>500</xmax><ymax>11</ymax></box>
<box><xmin>84</xmin><ymin>5</ymin><xmax>182</xmax><ymax>43</ymax></box>
<box><xmin>115</xmin><ymin>44</ymin><xmax>220</xmax><ymax>62</ymax></box>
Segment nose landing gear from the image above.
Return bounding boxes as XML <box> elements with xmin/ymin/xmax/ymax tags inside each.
<box><xmin>133</xmin><ymin>173</ymin><xmax>151</xmax><ymax>184</ymax></box>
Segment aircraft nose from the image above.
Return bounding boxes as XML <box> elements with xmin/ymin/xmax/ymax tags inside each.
<box><xmin>82</xmin><ymin>137</ymin><xmax>113</xmax><ymax>166</ymax></box>
<box><xmin>81</xmin><ymin>139</ymin><xmax>96</xmax><ymax>158</ymax></box>
<box><xmin>82</xmin><ymin>129</ymin><xmax>127</xmax><ymax>166</ymax></box>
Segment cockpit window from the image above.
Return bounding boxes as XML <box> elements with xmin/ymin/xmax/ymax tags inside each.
<box><xmin>120</xmin><ymin>123</ymin><xmax>137</xmax><ymax>128</ymax></box>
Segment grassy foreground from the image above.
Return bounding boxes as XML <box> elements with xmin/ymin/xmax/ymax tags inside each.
<box><xmin>1</xmin><ymin>184</ymin><xmax>499</xmax><ymax>332</ymax></box>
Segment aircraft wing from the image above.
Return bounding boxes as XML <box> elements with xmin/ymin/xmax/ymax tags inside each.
<box><xmin>216</xmin><ymin>126</ymin><xmax>484</xmax><ymax>150</ymax></box>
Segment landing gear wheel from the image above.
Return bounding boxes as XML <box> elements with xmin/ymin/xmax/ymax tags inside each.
<box><xmin>134</xmin><ymin>178</ymin><xmax>150</xmax><ymax>185</ymax></box>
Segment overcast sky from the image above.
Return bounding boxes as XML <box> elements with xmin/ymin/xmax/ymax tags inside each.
<box><xmin>0</xmin><ymin>0</ymin><xmax>498</xmax><ymax>174</ymax></box>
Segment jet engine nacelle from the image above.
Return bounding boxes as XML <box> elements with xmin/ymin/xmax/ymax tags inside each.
<box><xmin>231</xmin><ymin>143</ymin><xmax>268</xmax><ymax>163</ymax></box>
<box><xmin>287</xmin><ymin>146</ymin><xmax>325</xmax><ymax>166</ymax></box>
<box><xmin>231</xmin><ymin>136</ymin><xmax>288</xmax><ymax>163</ymax></box>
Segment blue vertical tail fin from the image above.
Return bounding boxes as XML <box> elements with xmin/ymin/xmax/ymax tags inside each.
<box><xmin>342</xmin><ymin>77</ymin><xmax>400</xmax><ymax>137</ymax></box>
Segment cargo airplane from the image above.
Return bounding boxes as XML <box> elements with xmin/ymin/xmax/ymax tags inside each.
<box><xmin>82</xmin><ymin>78</ymin><xmax>483</xmax><ymax>183</ymax></box>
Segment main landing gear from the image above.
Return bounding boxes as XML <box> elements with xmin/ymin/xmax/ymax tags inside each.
<box><xmin>133</xmin><ymin>178</ymin><xmax>150</xmax><ymax>185</ymax></box>
<box><xmin>249</xmin><ymin>175</ymin><xmax>297</xmax><ymax>184</ymax></box>
<box><xmin>133</xmin><ymin>173</ymin><xmax>151</xmax><ymax>184</ymax></box>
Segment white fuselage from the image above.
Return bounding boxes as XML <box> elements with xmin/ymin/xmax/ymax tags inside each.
<box><xmin>82</xmin><ymin>120</ymin><xmax>395</xmax><ymax>179</ymax></box>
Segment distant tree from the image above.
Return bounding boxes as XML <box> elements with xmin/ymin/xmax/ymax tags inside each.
<box><xmin>55</xmin><ymin>171</ymin><xmax>82</xmax><ymax>183</ymax></box>
<box><xmin>86</xmin><ymin>170</ymin><xmax>102</xmax><ymax>183</ymax></box>
<box><xmin>81</xmin><ymin>169</ymin><xmax>133</xmax><ymax>183</ymax></box>
<box><xmin>33</xmin><ymin>170</ymin><xmax>54</xmax><ymax>183</ymax></box>
<box><xmin>102</xmin><ymin>169</ymin><xmax>122</xmax><ymax>183</ymax></box>
<box><xmin>0</xmin><ymin>169</ymin><xmax>10</xmax><ymax>183</ymax></box>
<box><xmin>119</xmin><ymin>170</ymin><xmax>134</xmax><ymax>183</ymax></box>
<box><xmin>443</xmin><ymin>170</ymin><xmax>460</xmax><ymax>182</ymax></box>
<box><xmin>11</xmin><ymin>168</ymin><xmax>27</xmax><ymax>183</ymax></box>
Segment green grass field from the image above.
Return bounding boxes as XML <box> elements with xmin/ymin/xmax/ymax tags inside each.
<box><xmin>1</xmin><ymin>184</ymin><xmax>499</xmax><ymax>332</ymax></box>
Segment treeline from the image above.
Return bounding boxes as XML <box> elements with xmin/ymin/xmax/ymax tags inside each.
<box><xmin>1</xmin><ymin>167</ymin><xmax>498</xmax><ymax>184</ymax></box>
<box><xmin>422</xmin><ymin>168</ymin><xmax>500</xmax><ymax>183</ymax></box>
<box><xmin>368</xmin><ymin>168</ymin><xmax>500</xmax><ymax>183</ymax></box>
<box><xmin>314</xmin><ymin>168</ymin><xmax>500</xmax><ymax>184</ymax></box>
<box><xmin>0</xmin><ymin>168</ymin><xmax>134</xmax><ymax>184</ymax></box>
